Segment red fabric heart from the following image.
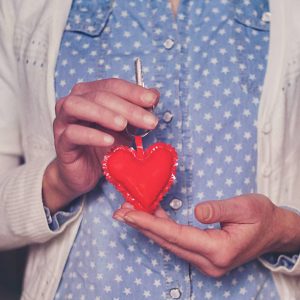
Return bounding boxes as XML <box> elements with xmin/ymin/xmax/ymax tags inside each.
<box><xmin>102</xmin><ymin>137</ymin><xmax>178</xmax><ymax>213</ymax></box>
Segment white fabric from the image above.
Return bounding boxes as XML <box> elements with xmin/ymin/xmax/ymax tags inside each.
<box><xmin>0</xmin><ymin>0</ymin><xmax>299</xmax><ymax>299</ymax></box>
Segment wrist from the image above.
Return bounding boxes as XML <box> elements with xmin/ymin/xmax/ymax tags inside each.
<box><xmin>42</xmin><ymin>160</ymin><xmax>79</xmax><ymax>214</ymax></box>
<box><xmin>271</xmin><ymin>206</ymin><xmax>300</xmax><ymax>253</ymax></box>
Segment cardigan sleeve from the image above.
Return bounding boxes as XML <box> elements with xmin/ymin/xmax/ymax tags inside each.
<box><xmin>0</xmin><ymin>1</ymin><xmax>22</xmax><ymax>157</ymax></box>
<box><xmin>0</xmin><ymin>1</ymin><xmax>83</xmax><ymax>251</ymax></box>
<box><xmin>259</xmin><ymin>206</ymin><xmax>300</xmax><ymax>275</ymax></box>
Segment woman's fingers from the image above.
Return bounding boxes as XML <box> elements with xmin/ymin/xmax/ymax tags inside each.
<box><xmin>54</xmin><ymin>79</ymin><xmax>159</xmax><ymax>157</ymax></box>
<box><xmin>57</xmin><ymin>95</ymin><xmax>128</xmax><ymax>131</ymax></box>
<box><xmin>136</xmin><ymin>227</ymin><xmax>227</xmax><ymax>278</ymax></box>
<box><xmin>113</xmin><ymin>206</ymin><xmax>222</xmax><ymax>276</ymax></box>
<box><xmin>57</xmin><ymin>124</ymin><xmax>115</xmax><ymax>154</ymax></box>
<box><xmin>115</xmin><ymin>209</ymin><xmax>216</xmax><ymax>256</ymax></box>
<box><xmin>56</xmin><ymin>92</ymin><xmax>158</xmax><ymax>135</ymax></box>
<box><xmin>89</xmin><ymin>91</ymin><xmax>158</xmax><ymax>129</ymax></box>
<box><xmin>153</xmin><ymin>206</ymin><xmax>170</xmax><ymax>219</ymax></box>
<box><xmin>71</xmin><ymin>78</ymin><xmax>159</xmax><ymax>108</ymax></box>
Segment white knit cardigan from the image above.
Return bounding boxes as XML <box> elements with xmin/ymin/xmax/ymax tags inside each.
<box><xmin>0</xmin><ymin>1</ymin><xmax>300</xmax><ymax>299</ymax></box>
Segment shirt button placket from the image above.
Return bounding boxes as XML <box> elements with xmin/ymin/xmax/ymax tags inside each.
<box><xmin>161</xmin><ymin>25</ymin><xmax>184</xmax><ymax>300</ymax></box>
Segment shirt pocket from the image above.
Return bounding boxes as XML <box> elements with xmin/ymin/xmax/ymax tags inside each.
<box><xmin>232</xmin><ymin>1</ymin><xmax>270</xmax><ymax>95</ymax></box>
<box><xmin>233</xmin><ymin>1</ymin><xmax>270</xmax><ymax>32</ymax></box>
<box><xmin>65</xmin><ymin>0</ymin><xmax>113</xmax><ymax>37</ymax></box>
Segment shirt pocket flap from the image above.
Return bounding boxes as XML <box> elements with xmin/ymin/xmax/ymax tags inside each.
<box><xmin>65</xmin><ymin>0</ymin><xmax>113</xmax><ymax>36</ymax></box>
<box><xmin>234</xmin><ymin>1</ymin><xmax>270</xmax><ymax>31</ymax></box>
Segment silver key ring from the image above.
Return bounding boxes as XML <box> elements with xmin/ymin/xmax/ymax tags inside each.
<box><xmin>126</xmin><ymin>58</ymin><xmax>154</xmax><ymax>138</ymax></box>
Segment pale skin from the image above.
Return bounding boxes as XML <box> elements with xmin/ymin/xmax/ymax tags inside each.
<box><xmin>43</xmin><ymin>79</ymin><xmax>159</xmax><ymax>213</ymax></box>
<box><xmin>42</xmin><ymin>0</ymin><xmax>300</xmax><ymax>277</ymax></box>
<box><xmin>114</xmin><ymin>196</ymin><xmax>300</xmax><ymax>277</ymax></box>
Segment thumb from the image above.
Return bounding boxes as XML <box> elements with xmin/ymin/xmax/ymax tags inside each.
<box><xmin>195</xmin><ymin>197</ymin><xmax>249</xmax><ymax>224</ymax></box>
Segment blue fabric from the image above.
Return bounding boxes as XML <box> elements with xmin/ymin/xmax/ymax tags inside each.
<box><xmin>262</xmin><ymin>253</ymin><xmax>299</xmax><ymax>270</ymax></box>
<box><xmin>43</xmin><ymin>198</ymin><xmax>81</xmax><ymax>231</ymax></box>
<box><xmin>53</xmin><ymin>1</ymin><xmax>283</xmax><ymax>299</ymax></box>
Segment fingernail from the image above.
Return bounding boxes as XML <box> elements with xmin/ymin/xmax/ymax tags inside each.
<box><xmin>104</xmin><ymin>135</ymin><xmax>114</xmax><ymax>144</ymax></box>
<box><xmin>202</xmin><ymin>205</ymin><xmax>211</xmax><ymax>220</ymax></box>
<box><xmin>113</xmin><ymin>213</ymin><xmax>125</xmax><ymax>222</ymax></box>
<box><xmin>114</xmin><ymin>115</ymin><xmax>126</xmax><ymax>127</ymax></box>
<box><xmin>143</xmin><ymin>114</ymin><xmax>158</xmax><ymax>128</ymax></box>
<box><xmin>123</xmin><ymin>215</ymin><xmax>135</xmax><ymax>224</ymax></box>
<box><xmin>141</xmin><ymin>92</ymin><xmax>157</xmax><ymax>104</ymax></box>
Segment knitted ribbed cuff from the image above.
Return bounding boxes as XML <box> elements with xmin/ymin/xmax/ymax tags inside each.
<box><xmin>3</xmin><ymin>156</ymin><xmax>82</xmax><ymax>248</ymax></box>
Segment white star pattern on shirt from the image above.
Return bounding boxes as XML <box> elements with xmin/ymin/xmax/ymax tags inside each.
<box><xmin>54</xmin><ymin>1</ymin><xmax>280</xmax><ymax>300</ymax></box>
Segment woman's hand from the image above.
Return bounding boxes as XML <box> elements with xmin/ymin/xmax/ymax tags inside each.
<box><xmin>114</xmin><ymin>194</ymin><xmax>300</xmax><ymax>277</ymax></box>
<box><xmin>43</xmin><ymin>78</ymin><xmax>159</xmax><ymax>213</ymax></box>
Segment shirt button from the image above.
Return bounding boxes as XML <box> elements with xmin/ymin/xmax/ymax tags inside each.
<box><xmin>261</xmin><ymin>12</ymin><xmax>271</xmax><ymax>23</ymax></box>
<box><xmin>169</xmin><ymin>288</ymin><xmax>181</xmax><ymax>299</ymax></box>
<box><xmin>163</xmin><ymin>38</ymin><xmax>175</xmax><ymax>50</ymax></box>
<box><xmin>262</xmin><ymin>122</ymin><xmax>272</xmax><ymax>134</ymax></box>
<box><xmin>169</xmin><ymin>198</ymin><xmax>183</xmax><ymax>210</ymax></box>
<box><xmin>163</xmin><ymin>111</ymin><xmax>174</xmax><ymax>123</ymax></box>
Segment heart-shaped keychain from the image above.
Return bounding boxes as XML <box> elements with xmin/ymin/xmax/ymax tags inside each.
<box><xmin>102</xmin><ymin>136</ymin><xmax>177</xmax><ymax>213</ymax></box>
<box><xmin>101</xmin><ymin>58</ymin><xmax>178</xmax><ymax>213</ymax></box>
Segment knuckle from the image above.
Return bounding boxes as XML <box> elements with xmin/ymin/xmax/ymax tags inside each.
<box><xmin>53</xmin><ymin>118</ymin><xmax>65</xmax><ymax>138</ymax></box>
<box><xmin>194</xmin><ymin>264</ymin><xmax>226</xmax><ymax>278</ymax></box>
<box><xmin>243</xmin><ymin>197</ymin><xmax>255</xmax><ymax>210</ymax></box>
<box><xmin>123</xmin><ymin>104</ymin><xmax>134</xmax><ymax>116</ymax></box>
<box><xmin>55</xmin><ymin>102</ymin><xmax>60</xmax><ymax>116</ymax></box>
<box><xmin>53</xmin><ymin>118</ymin><xmax>59</xmax><ymax>131</ymax></box>
<box><xmin>217</xmin><ymin>201</ymin><xmax>227</xmax><ymax>218</ymax></box>
<box><xmin>213</xmin><ymin>252</ymin><xmax>235</xmax><ymax>269</ymax></box>
<box><xmin>61</xmin><ymin>98</ymin><xmax>73</xmax><ymax>113</ymax></box>
<box><xmin>62</xmin><ymin>97</ymin><xmax>80</xmax><ymax>114</ymax></box>
<box><xmin>206</xmin><ymin>268</ymin><xmax>226</xmax><ymax>278</ymax></box>
<box><xmin>63</xmin><ymin>125</ymin><xmax>75</xmax><ymax>140</ymax></box>
<box><xmin>211</xmin><ymin>200</ymin><xmax>227</xmax><ymax>221</ymax></box>
<box><xmin>125</xmin><ymin>106</ymin><xmax>144</xmax><ymax>121</ymax></box>
<box><xmin>71</xmin><ymin>82</ymin><xmax>86</xmax><ymax>95</ymax></box>
<box><xmin>55</xmin><ymin>99</ymin><xmax>64</xmax><ymax>116</ymax></box>
<box><xmin>92</xmin><ymin>91</ymin><xmax>109</xmax><ymax>104</ymax></box>
<box><xmin>101</xmin><ymin>78</ymin><xmax>121</xmax><ymax>91</ymax></box>
<box><xmin>255</xmin><ymin>195</ymin><xmax>273</xmax><ymax>214</ymax></box>
<box><xmin>241</xmin><ymin>196</ymin><xmax>261</xmax><ymax>220</ymax></box>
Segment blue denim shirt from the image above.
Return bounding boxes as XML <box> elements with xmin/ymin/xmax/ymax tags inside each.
<box><xmin>53</xmin><ymin>1</ymin><xmax>283</xmax><ymax>299</ymax></box>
